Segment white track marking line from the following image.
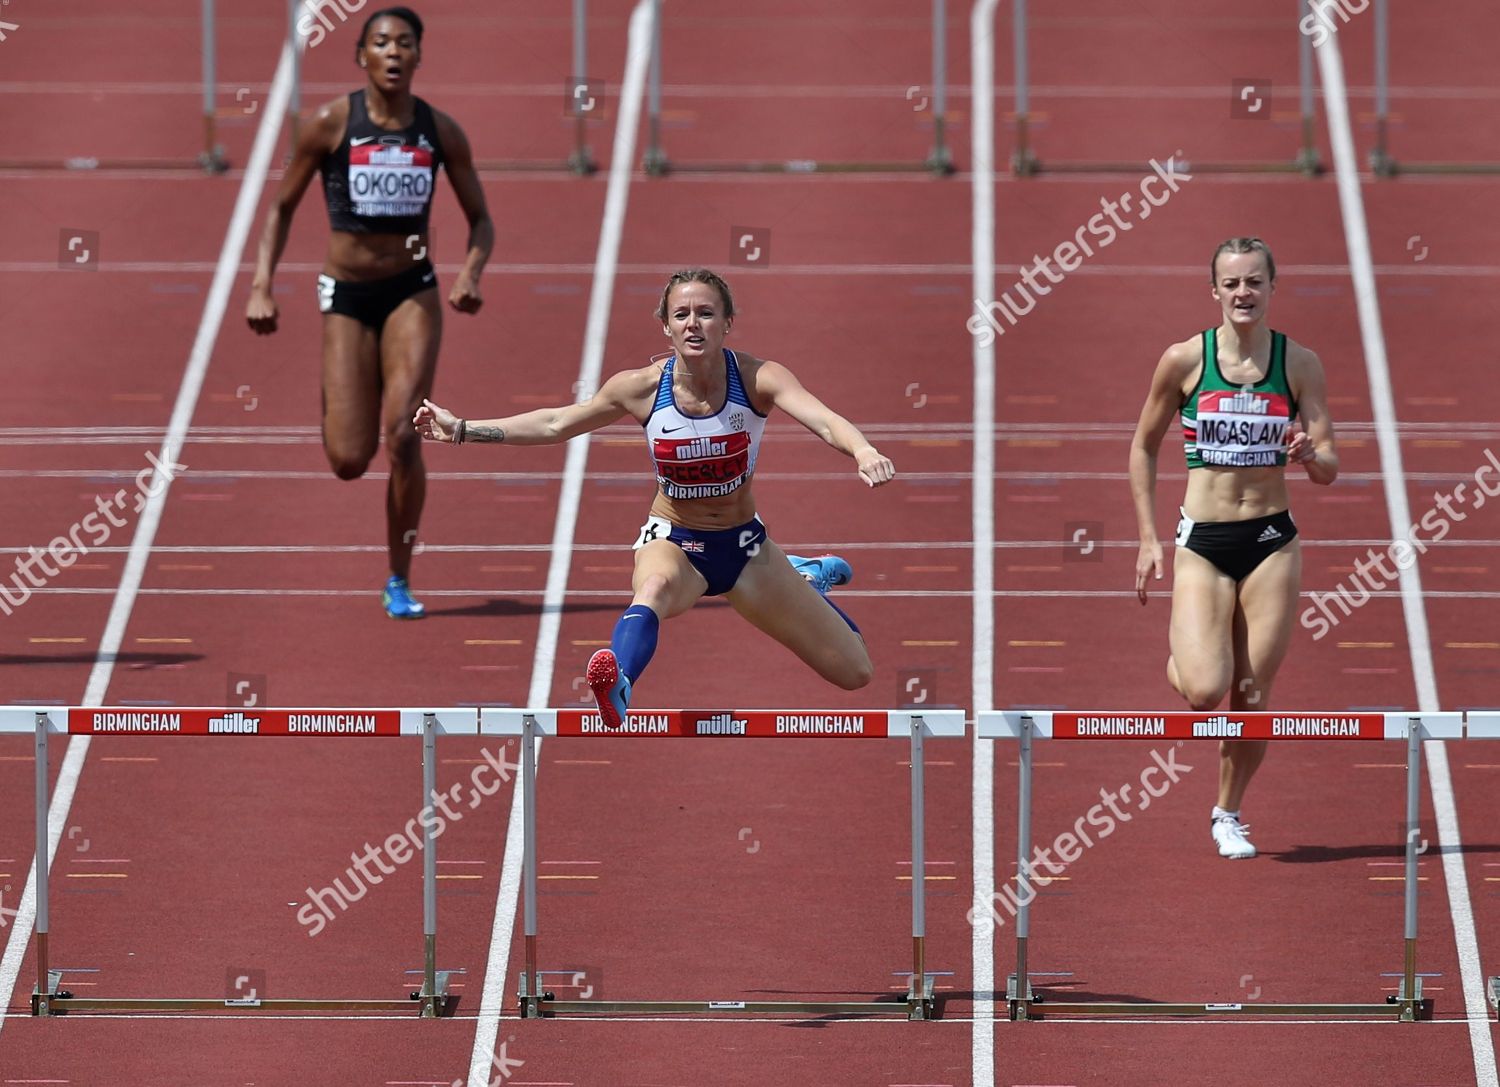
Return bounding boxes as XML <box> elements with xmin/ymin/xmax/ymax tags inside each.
<box><xmin>463</xmin><ymin>4</ymin><xmax>654</xmax><ymax>1084</ymax></box>
<box><xmin>0</xmin><ymin>32</ymin><xmax>304</xmax><ymax>1041</ymax></box>
<box><xmin>970</xmin><ymin>0</ymin><xmax>1000</xmax><ymax>1082</ymax></box>
<box><xmin>1315</xmin><ymin>33</ymin><xmax>1438</xmax><ymax>714</ymax></box>
<box><xmin>1317</xmin><ymin>29</ymin><xmax>1497</xmax><ymax>1087</ymax></box>
<box><xmin>1425</xmin><ymin>739</ymin><xmax>1499</xmax><ymax>1084</ymax></box>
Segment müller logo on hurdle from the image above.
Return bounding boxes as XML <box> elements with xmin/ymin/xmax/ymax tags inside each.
<box><xmin>1057</xmin><ymin>711</ymin><xmax>1382</xmax><ymax>741</ymax></box>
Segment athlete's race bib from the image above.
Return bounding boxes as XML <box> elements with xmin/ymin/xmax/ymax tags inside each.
<box><xmin>348</xmin><ymin>142</ymin><xmax>434</xmax><ymax>218</ymax></box>
<box><xmin>1190</xmin><ymin>387</ymin><xmax>1291</xmax><ymax>468</ymax></box>
<box><xmin>651</xmin><ymin>431</ymin><xmax>753</xmax><ymax>500</ymax></box>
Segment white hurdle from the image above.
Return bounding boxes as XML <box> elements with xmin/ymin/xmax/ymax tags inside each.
<box><xmin>479</xmin><ymin>708</ymin><xmax>966</xmax><ymax>1019</ymax></box>
<box><xmin>976</xmin><ymin>709</ymin><xmax>1495</xmax><ymax>1021</ymax></box>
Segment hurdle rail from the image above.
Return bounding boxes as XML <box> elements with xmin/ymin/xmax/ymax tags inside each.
<box><xmin>641</xmin><ymin>0</ymin><xmax>954</xmax><ymax>175</ymax></box>
<box><xmin>998</xmin><ymin>0</ymin><xmax>1324</xmax><ymax>177</ymax></box>
<box><xmin>0</xmin><ymin>706</ymin><xmax>485</xmax><ymax>1018</ymax></box>
<box><xmin>479</xmin><ymin>707</ymin><xmax>966</xmax><ymax>1019</ymax></box>
<box><xmin>977</xmin><ymin>710</ymin><xmax>1500</xmax><ymax>1022</ymax></box>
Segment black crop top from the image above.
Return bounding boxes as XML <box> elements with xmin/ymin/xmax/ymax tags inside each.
<box><xmin>321</xmin><ymin>91</ymin><xmax>445</xmax><ymax>235</ymax></box>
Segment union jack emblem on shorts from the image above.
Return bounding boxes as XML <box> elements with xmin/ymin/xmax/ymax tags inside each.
<box><xmin>680</xmin><ymin>540</ymin><xmax>705</xmax><ymax>553</ymax></box>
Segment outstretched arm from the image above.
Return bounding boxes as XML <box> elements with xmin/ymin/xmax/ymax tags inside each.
<box><xmin>754</xmin><ymin>359</ymin><xmax>895</xmax><ymax>487</ymax></box>
<box><xmin>414</xmin><ymin>369</ymin><xmax>650</xmax><ymax>446</ymax></box>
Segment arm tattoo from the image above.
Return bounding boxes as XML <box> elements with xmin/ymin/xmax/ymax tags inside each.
<box><xmin>467</xmin><ymin>424</ymin><xmax>507</xmax><ymax>443</ymax></box>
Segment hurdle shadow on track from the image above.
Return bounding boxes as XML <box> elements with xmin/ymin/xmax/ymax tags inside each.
<box><xmin>1270</xmin><ymin>843</ymin><xmax>1500</xmax><ymax>864</ymax></box>
<box><xmin>0</xmin><ymin>651</ymin><xmax>201</xmax><ymax>669</ymax></box>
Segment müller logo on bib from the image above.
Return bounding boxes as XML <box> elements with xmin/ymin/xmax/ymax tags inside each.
<box><xmin>653</xmin><ymin>432</ymin><xmax>752</xmax><ymax>497</ymax></box>
<box><xmin>349</xmin><ymin>143</ymin><xmax>435</xmax><ymax>218</ymax></box>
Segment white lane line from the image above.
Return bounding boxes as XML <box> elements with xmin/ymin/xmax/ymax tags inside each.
<box><xmin>1314</xmin><ymin>29</ymin><xmax>1438</xmax><ymax>713</ymax></box>
<box><xmin>970</xmin><ymin>1</ymin><xmax>1000</xmax><ymax>1083</ymax></box>
<box><xmin>1317</xmin><ymin>29</ymin><xmax>1497</xmax><ymax>1087</ymax></box>
<box><xmin>1426</xmin><ymin>739</ymin><xmax>1499</xmax><ymax>1084</ymax></box>
<box><xmin>0</xmin><ymin>32</ymin><xmax>304</xmax><ymax>1041</ymax></box>
<box><xmin>463</xmin><ymin>3</ymin><xmax>655</xmax><ymax>1084</ymax></box>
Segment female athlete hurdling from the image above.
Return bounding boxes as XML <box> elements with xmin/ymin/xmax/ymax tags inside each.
<box><xmin>414</xmin><ymin>268</ymin><xmax>896</xmax><ymax>725</ymax></box>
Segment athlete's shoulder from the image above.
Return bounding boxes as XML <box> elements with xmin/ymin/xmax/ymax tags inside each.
<box><xmin>427</xmin><ymin>102</ymin><xmax>465</xmax><ymax>144</ymax></box>
<box><xmin>600</xmin><ymin>360</ymin><xmax>664</xmax><ymax>403</ymax></box>
<box><xmin>1156</xmin><ymin>334</ymin><xmax>1205</xmax><ymax>376</ymax></box>
<box><xmin>304</xmin><ymin>95</ymin><xmax>352</xmax><ymax>153</ymax></box>
<box><xmin>1278</xmin><ymin>331</ymin><xmax>1322</xmax><ymax>369</ymax></box>
<box><xmin>729</xmin><ymin>349</ymin><xmax>768</xmax><ymax>373</ymax></box>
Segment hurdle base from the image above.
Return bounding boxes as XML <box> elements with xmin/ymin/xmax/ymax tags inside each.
<box><xmin>518</xmin><ymin>971</ymin><xmax>928</xmax><ymax>1019</ymax></box>
<box><xmin>412</xmin><ymin>970</ymin><xmax>454</xmax><ymax>1019</ymax></box>
<box><xmin>32</xmin><ymin>970</ymin><xmax>67</xmax><ymax>1017</ymax></box>
<box><xmin>1488</xmin><ymin>976</ymin><xmax>1499</xmax><ymax>1017</ymax></box>
<box><xmin>638</xmin><ymin>159</ymin><xmax>943</xmax><ymax>175</ymax></box>
<box><xmin>1014</xmin><ymin>159</ymin><xmax>1311</xmax><ymax>176</ymax></box>
<box><xmin>524</xmin><ymin>997</ymin><xmax>922</xmax><ymax>1017</ymax></box>
<box><xmin>1012</xmin><ymin>996</ymin><xmax>1429</xmax><ymax>1021</ymax></box>
<box><xmin>906</xmin><ymin>973</ymin><xmax>937</xmax><ymax>1021</ymax></box>
<box><xmin>35</xmin><ymin>994</ymin><xmax>446</xmax><ymax>1016</ymax></box>
<box><xmin>197</xmin><ymin>147</ymin><xmax>230</xmax><ymax>174</ymax></box>
<box><xmin>1006</xmin><ymin>972</ymin><xmax>1035</xmax><ymax>1021</ymax></box>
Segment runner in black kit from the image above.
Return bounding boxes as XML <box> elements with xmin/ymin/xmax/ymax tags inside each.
<box><xmin>412</xmin><ymin>268</ymin><xmax>896</xmax><ymax>726</ymax></box>
<box><xmin>246</xmin><ymin>6</ymin><xmax>493</xmax><ymax>618</ymax></box>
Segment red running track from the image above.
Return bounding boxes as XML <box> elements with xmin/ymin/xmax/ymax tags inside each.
<box><xmin>3</xmin><ymin>1</ymin><xmax>1499</xmax><ymax>1085</ymax></box>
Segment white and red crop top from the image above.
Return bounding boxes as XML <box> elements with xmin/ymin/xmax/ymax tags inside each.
<box><xmin>644</xmin><ymin>350</ymin><xmax>768</xmax><ymax>501</ymax></box>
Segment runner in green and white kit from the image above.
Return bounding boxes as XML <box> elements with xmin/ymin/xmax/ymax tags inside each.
<box><xmin>1128</xmin><ymin>238</ymin><xmax>1339</xmax><ymax>859</ymax></box>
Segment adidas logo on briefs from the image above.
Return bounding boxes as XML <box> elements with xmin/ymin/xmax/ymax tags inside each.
<box><xmin>1257</xmin><ymin>525</ymin><xmax>1282</xmax><ymax>543</ymax></box>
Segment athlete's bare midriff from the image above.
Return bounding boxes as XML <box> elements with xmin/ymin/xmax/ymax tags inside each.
<box><xmin>648</xmin><ymin>485</ymin><xmax>759</xmax><ymax>532</ymax></box>
<box><xmin>323</xmin><ymin>230</ymin><xmax>433</xmax><ymax>281</ymax></box>
<box><xmin>1182</xmin><ymin>464</ymin><xmax>1290</xmax><ymax>524</ymax></box>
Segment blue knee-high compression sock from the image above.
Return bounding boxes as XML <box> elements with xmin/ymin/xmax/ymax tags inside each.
<box><xmin>610</xmin><ymin>604</ymin><xmax>661</xmax><ymax>683</ymax></box>
<box><xmin>823</xmin><ymin>597</ymin><xmax>861</xmax><ymax>635</ymax></box>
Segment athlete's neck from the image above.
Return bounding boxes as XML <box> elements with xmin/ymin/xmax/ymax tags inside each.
<box><xmin>363</xmin><ymin>85</ymin><xmax>415</xmax><ymax>128</ymax></box>
<box><xmin>1217</xmin><ymin>321</ymin><xmax>1271</xmax><ymax>363</ymax></box>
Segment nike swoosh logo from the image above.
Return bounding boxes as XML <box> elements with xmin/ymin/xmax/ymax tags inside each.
<box><xmin>662</xmin><ymin>426</ymin><xmax>685</xmax><ymax>434</ymax></box>
<box><xmin>350</xmin><ymin>136</ymin><xmax>377</xmax><ymax>146</ymax></box>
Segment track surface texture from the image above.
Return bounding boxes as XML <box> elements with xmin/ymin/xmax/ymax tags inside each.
<box><xmin>0</xmin><ymin>2</ymin><xmax>1497</xmax><ymax>1086</ymax></box>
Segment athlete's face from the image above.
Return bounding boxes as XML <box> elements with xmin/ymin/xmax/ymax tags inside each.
<box><xmin>662</xmin><ymin>281</ymin><xmax>731</xmax><ymax>362</ymax></box>
<box><xmin>359</xmin><ymin>17</ymin><xmax>421</xmax><ymax>93</ymax></box>
<box><xmin>1211</xmin><ymin>251</ymin><xmax>1274</xmax><ymax>328</ymax></box>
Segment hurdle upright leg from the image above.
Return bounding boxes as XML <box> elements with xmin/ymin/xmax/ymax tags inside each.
<box><xmin>519</xmin><ymin>713</ymin><xmax>543</xmax><ymax>1017</ymax></box>
<box><xmin>1398</xmin><ymin>716</ymin><xmax>1427</xmax><ymax>1021</ymax></box>
<box><xmin>1008</xmin><ymin>714</ymin><xmax>1034</xmax><ymax>1019</ymax></box>
<box><xmin>32</xmin><ymin>713</ymin><xmax>59</xmax><ymax>1016</ymax></box>
<box><xmin>908</xmin><ymin>715</ymin><xmax>934</xmax><ymax>1019</ymax></box>
<box><xmin>416</xmin><ymin>713</ymin><xmax>451</xmax><ymax>1017</ymax></box>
